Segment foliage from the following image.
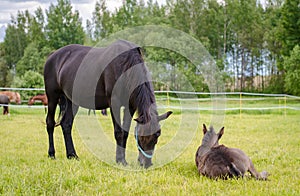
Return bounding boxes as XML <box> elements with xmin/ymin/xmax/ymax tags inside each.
<box><xmin>284</xmin><ymin>45</ymin><xmax>300</xmax><ymax>95</ymax></box>
<box><xmin>45</xmin><ymin>0</ymin><xmax>85</xmax><ymax>49</ymax></box>
<box><xmin>279</xmin><ymin>0</ymin><xmax>300</xmax><ymax>56</ymax></box>
<box><xmin>0</xmin><ymin>43</ymin><xmax>13</xmax><ymax>87</ymax></box>
<box><xmin>16</xmin><ymin>42</ymin><xmax>51</xmax><ymax>76</ymax></box>
<box><xmin>12</xmin><ymin>71</ymin><xmax>44</xmax><ymax>98</ymax></box>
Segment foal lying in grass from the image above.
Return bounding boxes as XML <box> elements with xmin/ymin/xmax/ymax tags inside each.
<box><xmin>195</xmin><ymin>124</ymin><xmax>268</xmax><ymax>180</ymax></box>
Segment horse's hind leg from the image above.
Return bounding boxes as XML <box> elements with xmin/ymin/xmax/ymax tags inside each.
<box><xmin>60</xmin><ymin>98</ymin><xmax>79</xmax><ymax>159</ymax></box>
<box><xmin>46</xmin><ymin>94</ymin><xmax>59</xmax><ymax>159</ymax></box>
<box><xmin>4</xmin><ymin>106</ymin><xmax>9</xmax><ymax>115</ymax></box>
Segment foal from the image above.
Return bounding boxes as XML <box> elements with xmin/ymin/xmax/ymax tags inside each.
<box><xmin>195</xmin><ymin>124</ymin><xmax>268</xmax><ymax>180</ymax></box>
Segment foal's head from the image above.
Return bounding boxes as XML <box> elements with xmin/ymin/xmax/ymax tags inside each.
<box><xmin>201</xmin><ymin>124</ymin><xmax>224</xmax><ymax>148</ymax></box>
<box><xmin>135</xmin><ymin>110</ymin><xmax>172</xmax><ymax>168</ymax></box>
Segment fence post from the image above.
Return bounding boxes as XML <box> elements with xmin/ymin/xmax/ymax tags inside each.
<box><xmin>284</xmin><ymin>95</ymin><xmax>287</xmax><ymax>117</ymax></box>
<box><xmin>240</xmin><ymin>92</ymin><xmax>242</xmax><ymax>118</ymax></box>
<box><xmin>166</xmin><ymin>85</ymin><xmax>170</xmax><ymax>110</ymax></box>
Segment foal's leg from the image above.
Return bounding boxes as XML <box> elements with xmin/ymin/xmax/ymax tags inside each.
<box><xmin>46</xmin><ymin>95</ymin><xmax>59</xmax><ymax>159</ymax></box>
<box><xmin>248</xmin><ymin>160</ymin><xmax>268</xmax><ymax>180</ymax></box>
<box><xmin>60</xmin><ymin>98</ymin><xmax>79</xmax><ymax>159</ymax></box>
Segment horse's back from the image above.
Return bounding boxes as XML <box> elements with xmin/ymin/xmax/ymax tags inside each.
<box><xmin>0</xmin><ymin>91</ymin><xmax>20</xmax><ymax>104</ymax></box>
<box><xmin>44</xmin><ymin>44</ymin><xmax>92</xmax><ymax>95</ymax></box>
<box><xmin>43</xmin><ymin>40</ymin><xmax>141</xmax><ymax>109</ymax></box>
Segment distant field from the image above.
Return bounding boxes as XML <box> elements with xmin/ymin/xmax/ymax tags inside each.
<box><xmin>1</xmin><ymin>107</ymin><xmax>300</xmax><ymax>195</ymax></box>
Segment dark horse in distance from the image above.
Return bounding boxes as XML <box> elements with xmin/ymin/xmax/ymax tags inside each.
<box><xmin>0</xmin><ymin>94</ymin><xmax>10</xmax><ymax>115</ymax></box>
<box><xmin>195</xmin><ymin>124</ymin><xmax>268</xmax><ymax>180</ymax></box>
<box><xmin>44</xmin><ymin>40</ymin><xmax>172</xmax><ymax>168</ymax></box>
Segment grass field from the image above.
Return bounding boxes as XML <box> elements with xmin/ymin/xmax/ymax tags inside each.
<box><xmin>1</xmin><ymin>107</ymin><xmax>300</xmax><ymax>195</ymax></box>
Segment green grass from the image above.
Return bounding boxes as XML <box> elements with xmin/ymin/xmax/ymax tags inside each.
<box><xmin>1</xmin><ymin>107</ymin><xmax>300</xmax><ymax>195</ymax></box>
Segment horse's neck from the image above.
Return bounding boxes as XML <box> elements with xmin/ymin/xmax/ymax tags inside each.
<box><xmin>32</xmin><ymin>96</ymin><xmax>42</xmax><ymax>102</ymax></box>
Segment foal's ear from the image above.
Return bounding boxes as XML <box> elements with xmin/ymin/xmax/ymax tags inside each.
<box><xmin>218</xmin><ymin>127</ymin><xmax>225</xmax><ymax>139</ymax></box>
<box><xmin>203</xmin><ymin>124</ymin><xmax>208</xmax><ymax>134</ymax></box>
<box><xmin>157</xmin><ymin>111</ymin><xmax>173</xmax><ymax>121</ymax></box>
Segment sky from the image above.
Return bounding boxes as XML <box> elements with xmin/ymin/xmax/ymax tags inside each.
<box><xmin>0</xmin><ymin>0</ymin><xmax>127</xmax><ymax>42</ymax></box>
<box><xmin>0</xmin><ymin>0</ymin><xmax>124</xmax><ymax>27</ymax></box>
<box><xmin>0</xmin><ymin>0</ymin><xmax>168</xmax><ymax>42</ymax></box>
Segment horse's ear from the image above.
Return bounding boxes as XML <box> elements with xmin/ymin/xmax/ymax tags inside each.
<box><xmin>158</xmin><ymin>111</ymin><xmax>173</xmax><ymax>121</ymax></box>
<box><xmin>203</xmin><ymin>124</ymin><xmax>208</xmax><ymax>135</ymax></box>
<box><xmin>218</xmin><ymin>127</ymin><xmax>224</xmax><ymax>139</ymax></box>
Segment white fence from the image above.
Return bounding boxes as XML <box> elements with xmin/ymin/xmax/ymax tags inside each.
<box><xmin>1</xmin><ymin>87</ymin><xmax>300</xmax><ymax>112</ymax></box>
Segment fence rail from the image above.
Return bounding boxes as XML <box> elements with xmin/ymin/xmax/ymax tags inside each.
<box><xmin>1</xmin><ymin>87</ymin><xmax>300</xmax><ymax>112</ymax></box>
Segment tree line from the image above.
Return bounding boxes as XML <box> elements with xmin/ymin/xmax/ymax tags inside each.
<box><xmin>0</xmin><ymin>0</ymin><xmax>299</xmax><ymax>95</ymax></box>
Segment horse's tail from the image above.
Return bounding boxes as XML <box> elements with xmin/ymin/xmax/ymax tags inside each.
<box><xmin>55</xmin><ymin>95</ymin><xmax>67</xmax><ymax>126</ymax></box>
<box><xmin>228</xmin><ymin>162</ymin><xmax>242</xmax><ymax>178</ymax></box>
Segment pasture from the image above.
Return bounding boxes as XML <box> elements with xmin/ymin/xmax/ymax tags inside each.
<box><xmin>1</xmin><ymin>107</ymin><xmax>300</xmax><ymax>195</ymax></box>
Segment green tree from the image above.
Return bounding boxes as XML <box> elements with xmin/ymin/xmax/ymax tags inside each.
<box><xmin>0</xmin><ymin>43</ymin><xmax>13</xmax><ymax>87</ymax></box>
<box><xmin>3</xmin><ymin>14</ymin><xmax>28</xmax><ymax>69</ymax></box>
<box><xmin>16</xmin><ymin>42</ymin><xmax>51</xmax><ymax>76</ymax></box>
<box><xmin>279</xmin><ymin>0</ymin><xmax>300</xmax><ymax>56</ymax></box>
<box><xmin>92</xmin><ymin>0</ymin><xmax>112</xmax><ymax>41</ymax></box>
<box><xmin>13</xmin><ymin>70</ymin><xmax>44</xmax><ymax>99</ymax></box>
<box><xmin>284</xmin><ymin>45</ymin><xmax>300</xmax><ymax>95</ymax></box>
<box><xmin>45</xmin><ymin>0</ymin><xmax>85</xmax><ymax>49</ymax></box>
<box><xmin>26</xmin><ymin>8</ymin><xmax>46</xmax><ymax>50</ymax></box>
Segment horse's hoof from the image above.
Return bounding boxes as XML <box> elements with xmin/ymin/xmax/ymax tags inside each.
<box><xmin>117</xmin><ymin>159</ymin><xmax>128</xmax><ymax>166</ymax></box>
<box><xmin>67</xmin><ymin>153</ymin><xmax>79</xmax><ymax>160</ymax></box>
<box><xmin>48</xmin><ymin>155</ymin><xmax>56</xmax><ymax>160</ymax></box>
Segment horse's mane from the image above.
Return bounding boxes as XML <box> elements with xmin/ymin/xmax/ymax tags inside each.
<box><xmin>119</xmin><ymin>48</ymin><xmax>156</xmax><ymax>123</ymax></box>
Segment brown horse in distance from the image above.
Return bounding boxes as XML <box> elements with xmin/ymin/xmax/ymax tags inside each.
<box><xmin>28</xmin><ymin>94</ymin><xmax>48</xmax><ymax>113</ymax></box>
<box><xmin>195</xmin><ymin>124</ymin><xmax>268</xmax><ymax>180</ymax></box>
<box><xmin>0</xmin><ymin>91</ymin><xmax>21</xmax><ymax>104</ymax></box>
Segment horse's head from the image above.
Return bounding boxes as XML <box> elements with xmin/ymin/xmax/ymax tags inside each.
<box><xmin>28</xmin><ymin>97</ymin><xmax>34</xmax><ymax>106</ymax></box>
<box><xmin>15</xmin><ymin>92</ymin><xmax>21</xmax><ymax>104</ymax></box>
<box><xmin>134</xmin><ymin>111</ymin><xmax>172</xmax><ymax>168</ymax></box>
<box><xmin>201</xmin><ymin>124</ymin><xmax>224</xmax><ymax>149</ymax></box>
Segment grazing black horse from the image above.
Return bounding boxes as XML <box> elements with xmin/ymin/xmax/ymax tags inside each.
<box><xmin>44</xmin><ymin>40</ymin><xmax>172</xmax><ymax>168</ymax></box>
<box><xmin>195</xmin><ymin>124</ymin><xmax>268</xmax><ymax>180</ymax></box>
<box><xmin>0</xmin><ymin>94</ymin><xmax>10</xmax><ymax>115</ymax></box>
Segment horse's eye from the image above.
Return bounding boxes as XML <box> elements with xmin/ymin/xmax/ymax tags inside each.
<box><xmin>156</xmin><ymin>130</ymin><xmax>161</xmax><ymax>137</ymax></box>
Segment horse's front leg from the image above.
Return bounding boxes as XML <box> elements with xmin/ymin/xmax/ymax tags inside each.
<box><xmin>111</xmin><ymin>107</ymin><xmax>130</xmax><ymax>166</ymax></box>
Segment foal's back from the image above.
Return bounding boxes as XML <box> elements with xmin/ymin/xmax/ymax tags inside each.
<box><xmin>198</xmin><ymin>145</ymin><xmax>244</xmax><ymax>179</ymax></box>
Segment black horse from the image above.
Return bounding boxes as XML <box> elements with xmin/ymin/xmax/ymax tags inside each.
<box><xmin>0</xmin><ymin>94</ymin><xmax>9</xmax><ymax>115</ymax></box>
<box><xmin>195</xmin><ymin>124</ymin><xmax>268</xmax><ymax>180</ymax></box>
<box><xmin>44</xmin><ymin>40</ymin><xmax>172</xmax><ymax>168</ymax></box>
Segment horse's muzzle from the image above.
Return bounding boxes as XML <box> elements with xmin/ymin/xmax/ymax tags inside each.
<box><xmin>138</xmin><ymin>152</ymin><xmax>153</xmax><ymax>168</ymax></box>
